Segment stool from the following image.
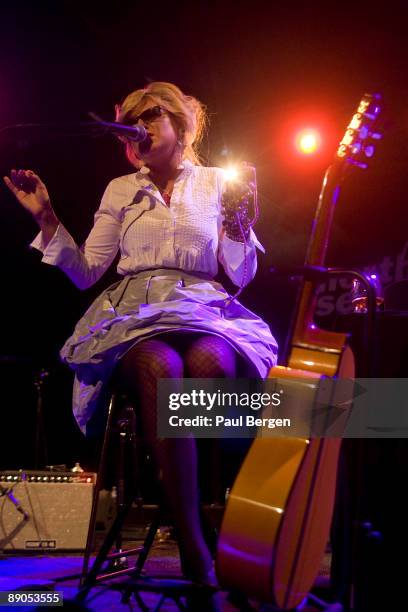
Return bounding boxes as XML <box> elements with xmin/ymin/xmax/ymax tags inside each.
<box><xmin>75</xmin><ymin>392</ymin><xmax>200</xmax><ymax>609</ymax></box>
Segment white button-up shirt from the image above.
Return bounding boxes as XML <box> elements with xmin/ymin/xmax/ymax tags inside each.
<box><xmin>31</xmin><ymin>161</ymin><xmax>264</xmax><ymax>290</ymax></box>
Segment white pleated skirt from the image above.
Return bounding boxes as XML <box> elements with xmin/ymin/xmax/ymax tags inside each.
<box><xmin>60</xmin><ymin>269</ymin><xmax>278</xmax><ymax>433</ymax></box>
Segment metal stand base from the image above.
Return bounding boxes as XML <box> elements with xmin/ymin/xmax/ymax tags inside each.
<box><xmin>74</xmin><ymin>394</ymin><xmax>206</xmax><ymax>610</ymax></box>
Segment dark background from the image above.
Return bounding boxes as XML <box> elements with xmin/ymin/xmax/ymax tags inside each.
<box><xmin>0</xmin><ymin>0</ymin><xmax>407</xmax><ymax>470</ymax></box>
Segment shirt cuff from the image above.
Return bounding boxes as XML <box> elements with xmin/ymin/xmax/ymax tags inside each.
<box><xmin>30</xmin><ymin>223</ymin><xmax>77</xmax><ymax>265</ymax></box>
<box><xmin>222</xmin><ymin>228</ymin><xmax>265</xmax><ymax>255</ymax></box>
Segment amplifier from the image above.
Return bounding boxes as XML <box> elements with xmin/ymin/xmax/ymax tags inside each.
<box><xmin>0</xmin><ymin>470</ymin><xmax>96</xmax><ymax>551</ymax></box>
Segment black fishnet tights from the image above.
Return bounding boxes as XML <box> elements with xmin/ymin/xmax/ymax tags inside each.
<box><xmin>115</xmin><ymin>333</ymin><xmax>236</xmax><ymax>581</ymax></box>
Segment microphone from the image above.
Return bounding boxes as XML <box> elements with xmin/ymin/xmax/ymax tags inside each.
<box><xmin>88</xmin><ymin>112</ymin><xmax>147</xmax><ymax>142</ymax></box>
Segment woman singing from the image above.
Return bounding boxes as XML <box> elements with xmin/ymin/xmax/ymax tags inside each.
<box><xmin>4</xmin><ymin>81</ymin><xmax>277</xmax><ymax>607</ymax></box>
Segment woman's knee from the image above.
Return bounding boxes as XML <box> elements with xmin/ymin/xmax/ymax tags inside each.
<box><xmin>184</xmin><ymin>335</ymin><xmax>236</xmax><ymax>377</ymax></box>
<box><xmin>117</xmin><ymin>338</ymin><xmax>184</xmax><ymax>385</ymax></box>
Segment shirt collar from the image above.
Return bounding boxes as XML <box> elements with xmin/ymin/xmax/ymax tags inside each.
<box><xmin>137</xmin><ymin>159</ymin><xmax>194</xmax><ymax>182</ymax></box>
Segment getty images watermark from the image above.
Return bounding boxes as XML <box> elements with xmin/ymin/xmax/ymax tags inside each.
<box><xmin>157</xmin><ymin>378</ymin><xmax>408</xmax><ymax>438</ymax></box>
<box><xmin>167</xmin><ymin>387</ymin><xmax>289</xmax><ymax>431</ymax></box>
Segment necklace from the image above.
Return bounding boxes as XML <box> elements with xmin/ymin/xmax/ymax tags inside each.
<box><xmin>161</xmin><ymin>190</ymin><xmax>171</xmax><ymax>206</ymax></box>
<box><xmin>149</xmin><ymin>169</ymin><xmax>179</xmax><ymax>207</ymax></box>
<box><xmin>158</xmin><ymin>180</ymin><xmax>175</xmax><ymax>206</ymax></box>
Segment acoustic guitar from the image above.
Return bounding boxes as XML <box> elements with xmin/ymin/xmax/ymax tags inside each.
<box><xmin>217</xmin><ymin>94</ymin><xmax>382</xmax><ymax>609</ymax></box>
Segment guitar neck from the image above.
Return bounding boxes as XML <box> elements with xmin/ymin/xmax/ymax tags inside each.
<box><xmin>305</xmin><ymin>164</ymin><xmax>343</xmax><ymax>267</ymax></box>
<box><xmin>289</xmin><ymin>163</ymin><xmax>344</xmax><ymax>351</ymax></box>
<box><xmin>283</xmin><ymin>93</ymin><xmax>381</xmax><ymax>365</ymax></box>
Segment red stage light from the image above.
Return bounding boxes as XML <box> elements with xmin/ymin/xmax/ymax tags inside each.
<box><xmin>295</xmin><ymin>129</ymin><xmax>322</xmax><ymax>155</ymax></box>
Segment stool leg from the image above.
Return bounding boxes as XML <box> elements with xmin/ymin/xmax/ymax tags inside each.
<box><xmin>79</xmin><ymin>393</ymin><xmax>118</xmax><ymax>586</ymax></box>
<box><xmin>77</xmin><ymin>495</ymin><xmax>135</xmax><ymax>601</ymax></box>
<box><xmin>78</xmin><ymin>394</ymin><xmax>168</xmax><ymax>605</ymax></box>
<box><xmin>113</xmin><ymin>402</ymin><xmax>140</xmax><ymax>557</ymax></box>
<box><xmin>120</xmin><ymin>509</ymin><xmax>162</xmax><ymax>604</ymax></box>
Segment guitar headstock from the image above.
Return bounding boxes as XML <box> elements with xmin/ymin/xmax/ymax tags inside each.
<box><xmin>336</xmin><ymin>93</ymin><xmax>382</xmax><ymax>168</ymax></box>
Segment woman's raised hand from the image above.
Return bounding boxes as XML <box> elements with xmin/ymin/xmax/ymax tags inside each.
<box><xmin>4</xmin><ymin>169</ymin><xmax>59</xmax><ymax>244</ymax></box>
<box><xmin>3</xmin><ymin>169</ymin><xmax>54</xmax><ymax>221</ymax></box>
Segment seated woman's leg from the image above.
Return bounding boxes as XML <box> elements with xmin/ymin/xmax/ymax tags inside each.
<box><xmin>183</xmin><ymin>334</ymin><xmax>237</xmax><ymax>521</ymax></box>
<box><xmin>114</xmin><ymin>337</ymin><xmax>213</xmax><ymax>581</ymax></box>
<box><xmin>184</xmin><ymin>334</ymin><xmax>237</xmax><ymax>378</ymax></box>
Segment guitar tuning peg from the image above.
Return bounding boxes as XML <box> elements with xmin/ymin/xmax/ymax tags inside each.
<box><xmin>348</xmin><ymin>158</ymin><xmax>368</xmax><ymax>169</ymax></box>
<box><xmin>359</xmin><ymin>125</ymin><xmax>369</xmax><ymax>139</ymax></box>
<box><xmin>370</xmin><ymin>131</ymin><xmax>382</xmax><ymax>140</ymax></box>
<box><xmin>351</xmin><ymin>142</ymin><xmax>362</xmax><ymax>155</ymax></box>
<box><xmin>364</xmin><ymin>144</ymin><xmax>375</xmax><ymax>158</ymax></box>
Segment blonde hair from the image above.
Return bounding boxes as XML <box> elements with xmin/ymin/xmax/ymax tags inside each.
<box><xmin>115</xmin><ymin>81</ymin><xmax>207</xmax><ymax>168</ymax></box>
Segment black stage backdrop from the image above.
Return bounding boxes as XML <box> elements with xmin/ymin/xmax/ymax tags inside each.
<box><xmin>0</xmin><ymin>1</ymin><xmax>408</xmax><ymax>470</ymax></box>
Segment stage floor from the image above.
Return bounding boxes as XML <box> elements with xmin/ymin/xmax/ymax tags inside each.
<box><xmin>0</xmin><ymin>535</ymin><xmax>332</xmax><ymax>610</ymax></box>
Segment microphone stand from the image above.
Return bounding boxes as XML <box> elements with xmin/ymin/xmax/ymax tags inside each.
<box><xmin>0</xmin><ymin>120</ymin><xmax>102</xmax><ymax>139</ymax></box>
<box><xmin>0</xmin><ymin>114</ymin><xmax>147</xmax><ymax>142</ymax></box>
<box><xmin>33</xmin><ymin>368</ymin><xmax>49</xmax><ymax>470</ymax></box>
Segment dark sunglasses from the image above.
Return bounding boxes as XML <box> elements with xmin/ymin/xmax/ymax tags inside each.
<box><xmin>133</xmin><ymin>105</ymin><xmax>166</xmax><ymax>124</ymax></box>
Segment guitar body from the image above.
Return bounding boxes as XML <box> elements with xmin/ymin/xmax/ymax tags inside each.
<box><xmin>217</xmin><ymin>94</ymin><xmax>380</xmax><ymax>609</ymax></box>
<box><xmin>217</xmin><ymin>350</ymin><xmax>354</xmax><ymax>609</ymax></box>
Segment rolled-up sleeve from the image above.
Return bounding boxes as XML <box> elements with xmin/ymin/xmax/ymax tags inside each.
<box><xmin>30</xmin><ymin>182</ymin><xmax>121</xmax><ymax>290</ymax></box>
